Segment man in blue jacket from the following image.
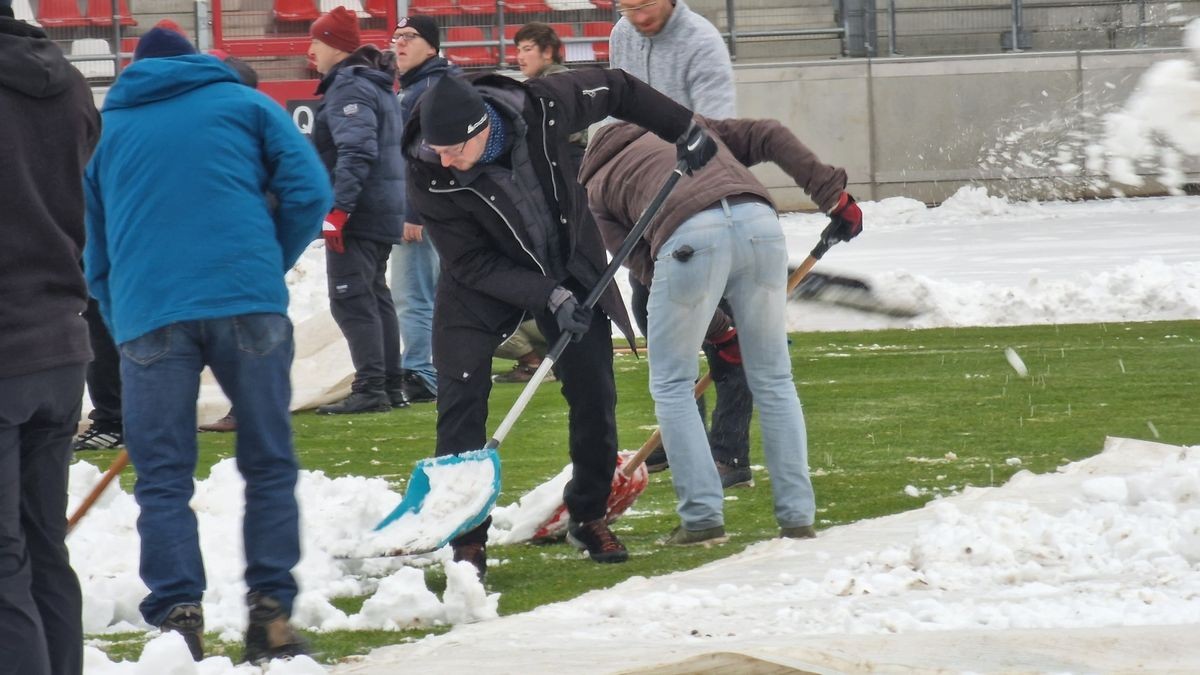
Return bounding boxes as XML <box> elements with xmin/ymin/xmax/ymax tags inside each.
<box><xmin>83</xmin><ymin>27</ymin><xmax>331</xmax><ymax>664</ymax></box>
<box><xmin>308</xmin><ymin>7</ymin><xmax>409</xmax><ymax>414</ymax></box>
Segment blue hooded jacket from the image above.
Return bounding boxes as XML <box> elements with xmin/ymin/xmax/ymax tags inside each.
<box><xmin>84</xmin><ymin>54</ymin><xmax>332</xmax><ymax>343</ymax></box>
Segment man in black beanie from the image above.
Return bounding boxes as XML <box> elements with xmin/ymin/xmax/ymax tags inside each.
<box><xmin>0</xmin><ymin>0</ymin><xmax>100</xmax><ymax>671</ymax></box>
<box><xmin>405</xmin><ymin>70</ymin><xmax>717</xmax><ymax>575</ymax></box>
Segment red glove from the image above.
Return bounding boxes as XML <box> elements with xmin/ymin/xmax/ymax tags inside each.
<box><xmin>828</xmin><ymin>192</ymin><xmax>863</xmax><ymax>242</ymax></box>
<box><xmin>322</xmin><ymin>209</ymin><xmax>348</xmax><ymax>254</ymax></box>
<box><xmin>707</xmin><ymin>327</ymin><xmax>742</xmax><ymax>365</ymax></box>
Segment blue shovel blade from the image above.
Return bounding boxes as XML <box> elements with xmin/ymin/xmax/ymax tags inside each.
<box><xmin>372</xmin><ymin>447</ymin><xmax>502</xmax><ymax>553</ymax></box>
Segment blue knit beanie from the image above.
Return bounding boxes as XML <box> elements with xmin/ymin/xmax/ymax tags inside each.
<box><xmin>133</xmin><ymin>27</ymin><xmax>198</xmax><ymax>61</ymax></box>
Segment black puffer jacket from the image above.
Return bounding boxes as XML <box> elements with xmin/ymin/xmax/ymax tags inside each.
<box><xmin>404</xmin><ymin>69</ymin><xmax>693</xmax><ymax>376</ymax></box>
<box><xmin>312</xmin><ymin>46</ymin><xmax>404</xmax><ymax>244</ymax></box>
<box><xmin>0</xmin><ymin>16</ymin><xmax>100</xmax><ymax>378</ymax></box>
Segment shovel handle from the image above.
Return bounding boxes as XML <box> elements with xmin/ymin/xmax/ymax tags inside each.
<box><xmin>67</xmin><ymin>449</ymin><xmax>130</xmax><ymax>535</ymax></box>
<box><xmin>620</xmin><ymin>251</ymin><xmax>821</xmax><ymax>478</ymax></box>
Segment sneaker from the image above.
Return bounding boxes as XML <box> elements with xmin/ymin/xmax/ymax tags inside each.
<box><xmin>315</xmin><ymin>391</ymin><xmax>392</xmax><ymax>415</ymax></box>
<box><xmin>659</xmin><ymin>524</ymin><xmax>728</xmax><ymax>547</ymax></box>
<box><xmin>716</xmin><ymin>462</ymin><xmax>754</xmax><ymax>489</ymax></box>
<box><xmin>452</xmin><ymin>542</ymin><xmax>487</xmax><ymax>580</ymax></box>
<box><xmin>566</xmin><ymin>518</ymin><xmax>629</xmax><ymax>563</ymax></box>
<box><xmin>73</xmin><ymin>423</ymin><xmax>123</xmax><ymax>451</ymax></box>
<box><xmin>198</xmin><ymin>413</ymin><xmax>237</xmax><ymax>433</ymax></box>
<box><xmin>494</xmin><ymin>362</ymin><xmax>555</xmax><ymax>384</ymax></box>
<box><xmin>243</xmin><ymin>592</ymin><xmax>308</xmax><ymax>665</ymax></box>
<box><xmin>645</xmin><ymin>447</ymin><xmax>669</xmax><ymax>473</ymax></box>
<box><xmin>160</xmin><ymin>603</ymin><xmax>204</xmax><ymax>662</ymax></box>
<box><xmin>401</xmin><ymin>372</ymin><xmax>436</xmax><ymax>403</ymax></box>
<box><xmin>780</xmin><ymin>525</ymin><xmax>817</xmax><ymax>539</ymax></box>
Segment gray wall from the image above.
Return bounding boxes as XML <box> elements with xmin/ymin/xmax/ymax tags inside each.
<box><xmin>740</xmin><ymin>48</ymin><xmax>1200</xmax><ymax>209</ymax></box>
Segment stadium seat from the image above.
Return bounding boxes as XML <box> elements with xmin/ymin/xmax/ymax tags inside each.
<box><xmin>591</xmin><ymin>0</ymin><xmax>613</xmax><ymax>10</ymax></box>
<box><xmin>71</xmin><ymin>38</ymin><xmax>115</xmax><ymax>79</ymax></box>
<box><xmin>86</xmin><ymin>0</ymin><xmax>137</xmax><ymax>26</ymax></box>
<box><xmin>37</xmin><ymin>0</ymin><xmax>89</xmax><ymax>28</ymax></box>
<box><xmin>364</xmin><ymin>0</ymin><xmax>389</xmax><ymax>18</ymax></box>
<box><xmin>583</xmin><ymin>21</ymin><xmax>611</xmax><ymax>61</ymax></box>
<box><xmin>505</xmin><ymin>0</ymin><xmax>551</xmax><ymax>13</ymax></box>
<box><xmin>458</xmin><ymin>0</ymin><xmax>495</xmax><ymax>15</ymax></box>
<box><xmin>118</xmin><ymin>35</ymin><xmax>138</xmax><ymax>66</ymax></box>
<box><xmin>273</xmin><ymin>0</ymin><xmax>320</xmax><ymax>22</ymax></box>
<box><xmin>320</xmin><ymin>0</ymin><xmax>369</xmax><ymax>18</ymax></box>
<box><xmin>445</xmin><ymin>26</ymin><xmax>497</xmax><ymax>67</ymax></box>
<box><xmin>409</xmin><ymin>0</ymin><xmax>458</xmax><ymax>16</ymax></box>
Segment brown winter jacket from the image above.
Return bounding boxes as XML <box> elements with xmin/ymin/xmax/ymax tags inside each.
<box><xmin>578</xmin><ymin>116</ymin><xmax>847</xmax><ymax>287</ymax></box>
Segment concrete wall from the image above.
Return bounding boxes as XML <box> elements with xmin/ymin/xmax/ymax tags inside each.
<box><xmin>739</xmin><ymin>48</ymin><xmax>1200</xmax><ymax>210</ymax></box>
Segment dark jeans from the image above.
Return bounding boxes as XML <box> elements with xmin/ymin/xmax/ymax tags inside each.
<box><xmin>0</xmin><ymin>364</ymin><xmax>86</xmax><ymax>675</ymax></box>
<box><xmin>327</xmin><ymin>237</ymin><xmax>402</xmax><ymax>393</ymax></box>
<box><xmin>84</xmin><ymin>298</ymin><xmax>122</xmax><ymax>428</ymax></box>
<box><xmin>436</xmin><ymin>295</ymin><xmax>619</xmax><ymax>546</ymax></box>
<box><xmin>630</xmin><ymin>274</ymin><xmax>753</xmax><ymax>467</ymax></box>
<box><xmin>120</xmin><ymin>314</ymin><xmax>300</xmax><ymax>625</ymax></box>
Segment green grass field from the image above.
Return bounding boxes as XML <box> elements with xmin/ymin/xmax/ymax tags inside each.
<box><xmin>82</xmin><ymin>319</ymin><xmax>1200</xmax><ymax>664</ymax></box>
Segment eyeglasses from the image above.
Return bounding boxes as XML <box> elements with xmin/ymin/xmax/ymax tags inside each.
<box><xmin>428</xmin><ymin>140</ymin><xmax>469</xmax><ymax>158</ymax></box>
<box><xmin>618</xmin><ymin>0</ymin><xmax>659</xmax><ymax>15</ymax></box>
<box><xmin>391</xmin><ymin>31</ymin><xmax>423</xmax><ymax>45</ymax></box>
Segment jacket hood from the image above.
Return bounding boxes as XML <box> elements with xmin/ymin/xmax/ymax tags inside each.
<box><xmin>103</xmin><ymin>54</ymin><xmax>239</xmax><ymax>111</ymax></box>
<box><xmin>0</xmin><ymin>18</ymin><xmax>78</xmax><ymax>98</ymax></box>
<box><xmin>399</xmin><ymin>55</ymin><xmax>459</xmax><ymax>89</ymax></box>
<box><xmin>319</xmin><ymin>45</ymin><xmax>395</xmax><ymax>95</ymax></box>
<box><xmin>578</xmin><ymin>121</ymin><xmax>651</xmax><ymax>185</ymax></box>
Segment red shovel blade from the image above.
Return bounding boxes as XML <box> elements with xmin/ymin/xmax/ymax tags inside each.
<box><xmin>531</xmin><ymin>451</ymin><xmax>651</xmax><ymax>541</ymax></box>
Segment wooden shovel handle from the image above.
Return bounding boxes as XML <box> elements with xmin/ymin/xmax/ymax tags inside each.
<box><xmin>67</xmin><ymin>449</ymin><xmax>130</xmax><ymax>535</ymax></box>
<box><xmin>620</xmin><ymin>254</ymin><xmax>820</xmax><ymax>478</ymax></box>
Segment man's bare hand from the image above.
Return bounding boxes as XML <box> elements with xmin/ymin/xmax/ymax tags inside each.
<box><xmin>402</xmin><ymin>223</ymin><xmax>423</xmax><ymax>243</ymax></box>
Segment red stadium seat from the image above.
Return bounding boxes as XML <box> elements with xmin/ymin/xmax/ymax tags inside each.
<box><xmin>364</xmin><ymin>0</ymin><xmax>390</xmax><ymax>18</ymax></box>
<box><xmin>458</xmin><ymin>0</ymin><xmax>495</xmax><ymax>15</ymax></box>
<box><xmin>273</xmin><ymin>0</ymin><xmax>319</xmax><ymax>22</ymax></box>
<box><xmin>86</xmin><ymin>0</ymin><xmax>137</xmax><ymax>26</ymax></box>
<box><xmin>583</xmin><ymin>21</ymin><xmax>611</xmax><ymax>61</ymax></box>
<box><xmin>409</xmin><ymin>0</ymin><xmax>459</xmax><ymax>16</ymax></box>
<box><xmin>504</xmin><ymin>0</ymin><xmax>550</xmax><ymax>14</ymax></box>
<box><xmin>591</xmin><ymin>0</ymin><xmax>613</xmax><ymax>10</ymax></box>
<box><xmin>37</xmin><ymin>0</ymin><xmax>89</xmax><ymax>28</ymax></box>
<box><xmin>445</xmin><ymin>26</ymin><xmax>497</xmax><ymax>67</ymax></box>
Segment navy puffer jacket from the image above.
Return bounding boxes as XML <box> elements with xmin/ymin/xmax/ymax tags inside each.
<box><xmin>312</xmin><ymin>46</ymin><xmax>404</xmax><ymax>244</ymax></box>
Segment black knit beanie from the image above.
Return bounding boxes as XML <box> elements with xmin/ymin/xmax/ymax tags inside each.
<box><xmin>420</xmin><ymin>76</ymin><xmax>489</xmax><ymax>146</ymax></box>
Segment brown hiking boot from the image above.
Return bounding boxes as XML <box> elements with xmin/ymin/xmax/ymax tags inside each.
<box><xmin>566</xmin><ymin>518</ymin><xmax>629</xmax><ymax>563</ymax></box>
<box><xmin>160</xmin><ymin>603</ymin><xmax>204</xmax><ymax>661</ymax></box>
<box><xmin>717</xmin><ymin>462</ymin><xmax>754</xmax><ymax>489</ymax></box>
<box><xmin>452</xmin><ymin>542</ymin><xmax>487</xmax><ymax>580</ymax></box>
<box><xmin>660</xmin><ymin>524</ymin><xmax>729</xmax><ymax>547</ymax></box>
<box><xmin>780</xmin><ymin>525</ymin><xmax>817</xmax><ymax>539</ymax></box>
<box><xmin>198</xmin><ymin>412</ymin><xmax>237</xmax><ymax>433</ymax></box>
<box><xmin>243</xmin><ymin>592</ymin><xmax>308</xmax><ymax>665</ymax></box>
<box><xmin>494</xmin><ymin>362</ymin><xmax>554</xmax><ymax>384</ymax></box>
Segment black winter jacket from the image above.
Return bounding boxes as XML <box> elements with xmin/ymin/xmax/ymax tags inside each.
<box><xmin>0</xmin><ymin>17</ymin><xmax>100</xmax><ymax>378</ymax></box>
<box><xmin>404</xmin><ymin>69</ymin><xmax>693</xmax><ymax>375</ymax></box>
<box><xmin>312</xmin><ymin>46</ymin><xmax>404</xmax><ymax>245</ymax></box>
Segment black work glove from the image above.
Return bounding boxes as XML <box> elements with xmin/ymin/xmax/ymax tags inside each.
<box><xmin>548</xmin><ymin>286</ymin><xmax>592</xmax><ymax>343</ymax></box>
<box><xmin>675</xmin><ymin>120</ymin><xmax>719</xmax><ymax>175</ymax></box>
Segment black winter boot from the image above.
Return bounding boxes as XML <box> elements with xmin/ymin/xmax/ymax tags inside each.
<box><xmin>316</xmin><ymin>390</ymin><xmax>392</xmax><ymax>415</ymax></box>
<box><xmin>160</xmin><ymin>603</ymin><xmax>204</xmax><ymax>661</ymax></box>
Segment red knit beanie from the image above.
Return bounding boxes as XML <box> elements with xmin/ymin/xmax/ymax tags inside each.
<box><xmin>310</xmin><ymin>7</ymin><xmax>360</xmax><ymax>54</ymax></box>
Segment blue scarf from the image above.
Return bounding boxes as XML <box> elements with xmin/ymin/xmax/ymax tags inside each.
<box><xmin>478</xmin><ymin>102</ymin><xmax>508</xmax><ymax>165</ymax></box>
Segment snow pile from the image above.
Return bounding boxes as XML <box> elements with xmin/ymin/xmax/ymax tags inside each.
<box><xmin>68</xmin><ymin>459</ymin><xmax>499</xmax><ymax>643</ymax></box>
<box><xmin>489</xmin><ymin>463</ymin><xmax>572</xmax><ymax>545</ymax></box>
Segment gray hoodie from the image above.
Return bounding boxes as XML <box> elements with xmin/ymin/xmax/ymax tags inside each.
<box><xmin>608</xmin><ymin>0</ymin><xmax>735</xmax><ymax>119</ymax></box>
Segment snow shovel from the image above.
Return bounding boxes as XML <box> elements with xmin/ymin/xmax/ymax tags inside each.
<box><xmin>525</xmin><ymin>208</ymin><xmax>857</xmax><ymax>540</ymax></box>
<box><xmin>67</xmin><ymin>449</ymin><xmax>130</xmax><ymax>535</ymax></box>
<box><xmin>367</xmin><ymin>159</ymin><xmax>693</xmax><ymax>556</ymax></box>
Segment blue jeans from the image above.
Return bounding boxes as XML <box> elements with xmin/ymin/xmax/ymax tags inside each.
<box><xmin>390</xmin><ymin>238</ymin><xmax>439</xmax><ymax>393</ymax></box>
<box><xmin>648</xmin><ymin>200</ymin><xmax>815</xmax><ymax>531</ymax></box>
<box><xmin>119</xmin><ymin>314</ymin><xmax>300</xmax><ymax>626</ymax></box>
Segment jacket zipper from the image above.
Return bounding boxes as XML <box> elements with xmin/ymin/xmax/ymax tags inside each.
<box><xmin>428</xmin><ymin>184</ymin><xmax>535</xmax><ymax>341</ymax></box>
<box><xmin>427</xmin><ymin>185</ymin><xmax>548</xmax><ymax>276</ymax></box>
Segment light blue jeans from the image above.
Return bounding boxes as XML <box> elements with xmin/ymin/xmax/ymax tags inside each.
<box><xmin>390</xmin><ymin>238</ymin><xmax>439</xmax><ymax>393</ymax></box>
<box><xmin>648</xmin><ymin>199</ymin><xmax>815</xmax><ymax>531</ymax></box>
